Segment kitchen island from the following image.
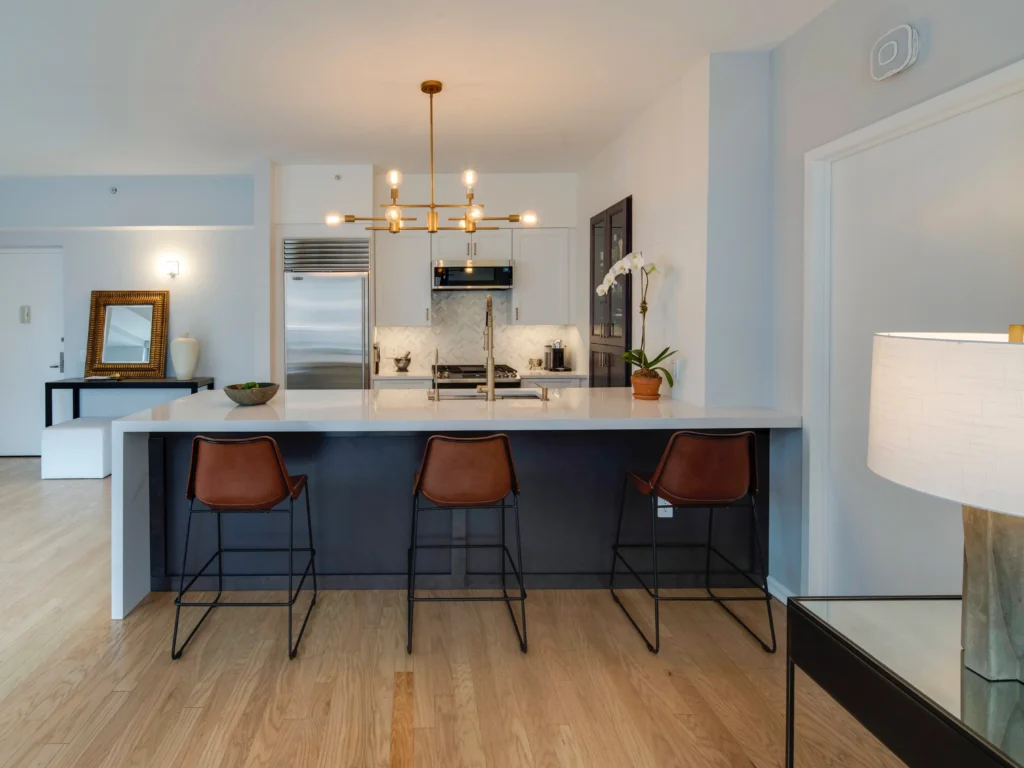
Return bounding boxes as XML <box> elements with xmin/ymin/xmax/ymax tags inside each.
<box><xmin>111</xmin><ymin>388</ymin><xmax>800</xmax><ymax>618</ymax></box>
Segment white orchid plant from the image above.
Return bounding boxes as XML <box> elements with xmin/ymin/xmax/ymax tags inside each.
<box><xmin>596</xmin><ymin>251</ymin><xmax>677</xmax><ymax>386</ymax></box>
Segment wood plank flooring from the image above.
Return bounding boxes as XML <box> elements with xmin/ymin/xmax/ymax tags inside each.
<box><xmin>0</xmin><ymin>458</ymin><xmax>904</xmax><ymax>767</ymax></box>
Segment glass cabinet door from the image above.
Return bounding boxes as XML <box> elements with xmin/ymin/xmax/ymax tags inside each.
<box><xmin>591</xmin><ymin>217</ymin><xmax>609</xmax><ymax>338</ymax></box>
<box><xmin>608</xmin><ymin>208</ymin><xmax>628</xmax><ymax>342</ymax></box>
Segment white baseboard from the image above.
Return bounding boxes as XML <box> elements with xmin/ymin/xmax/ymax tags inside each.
<box><xmin>767</xmin><ymin>576</ymin><xmax>795</xmax><ymax>605</ymax></box>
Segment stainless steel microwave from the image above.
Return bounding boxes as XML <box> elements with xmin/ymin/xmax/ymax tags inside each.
<box><xmin>432</xmin><ymin>260</ymin><xmax>513</xmax><ymax>291</ymax></box>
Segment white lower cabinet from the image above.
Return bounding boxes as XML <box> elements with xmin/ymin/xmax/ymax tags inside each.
<box><xmin>520</xmin><ymin>376</ymin><xmax>583</xmax><ymax>389</ymax></box>
<box><xmin>372</xmin><ymin>378</ymin><xmax>433</xmax><ymax>390</ymax></box>
<box><xmin>512</xmin><ymin>229</ymin><xmax>570</xmax><ymax>325</ymax></box>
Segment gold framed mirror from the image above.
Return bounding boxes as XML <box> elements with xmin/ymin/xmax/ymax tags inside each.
<box><xmin>85</xmin><ymin>291</ymin><xmax>169</xmax><ymax>378</ymax></box>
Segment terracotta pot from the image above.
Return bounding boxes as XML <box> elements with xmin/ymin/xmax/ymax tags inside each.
<box><xmin>631</xmin><ymin>372</ymin><xmax>662</xmax><ymax>400</ymax></box>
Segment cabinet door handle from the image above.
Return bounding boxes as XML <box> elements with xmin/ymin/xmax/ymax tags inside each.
<box><xmin>426</xmin><ymin>307</ymin><xmax>430</xmax><ymax>321</ymax></box>
<box><xmin>515</xmin><ymin>307</ymin><xmax>519</xmax><ymax>321</ymax></box>
<box><xmin>473</xmin><ymin>242</ymin><xmax>477</xmax><ymax>256</ymax></box>
<box><xmin>466</xmin><ymin>242</ymin><xmax>470</xmax><ymax>256</ymax></box>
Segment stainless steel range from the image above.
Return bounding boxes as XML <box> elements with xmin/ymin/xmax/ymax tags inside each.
<box><xmin>433</xmin><ymin>364</ymin><xmax>521</xmax><ymax>389</ymax></box>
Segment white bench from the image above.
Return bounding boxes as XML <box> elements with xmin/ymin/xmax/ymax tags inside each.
<box><xmin>41</xmin><ymin>417</ymin><xmax>114</xmax><ymax>479</ymax></box>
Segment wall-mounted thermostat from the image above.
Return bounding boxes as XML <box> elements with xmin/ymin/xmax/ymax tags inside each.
<box><xmin>871</xmin><ymin>24</ymin><xmax>919</xmax><ymax>81</ymax></box>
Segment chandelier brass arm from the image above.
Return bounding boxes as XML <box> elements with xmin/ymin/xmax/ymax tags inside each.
<box><xmin>327</xmin><ymin>80</ymin><xmax>538</xmax><ymax>235</ymax></box>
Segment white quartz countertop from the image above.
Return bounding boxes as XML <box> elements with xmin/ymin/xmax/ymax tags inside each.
<box><xmin>518</xmin><ymin>370</ymin><xmax>587</xmax><ymax>378</ymax></box>
<box><xmin>371</xmin><ymin>369</ymin><xmax>433</xmax><ymax>380</ymax></box>
<box><xmin>113</xmin><ymin>388</ymin><xmax>801</xmax><ymax>433</ymax></box>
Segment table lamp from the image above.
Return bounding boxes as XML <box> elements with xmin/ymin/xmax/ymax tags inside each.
<box><xmin>867</xmin><ymin>329</ymin><xmax>1024</xmax><ymax>683</ymax></box>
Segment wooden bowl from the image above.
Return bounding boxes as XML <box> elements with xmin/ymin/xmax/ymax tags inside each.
<box><xmin>224</xmin><ymin>382</ymin><xmax>279</xmax><ymax>406</ymax></box>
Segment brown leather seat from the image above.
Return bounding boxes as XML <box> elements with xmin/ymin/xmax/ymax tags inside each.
<box><xmin>414</xmin><ymin>434</ymin><xmax>519</xmax><ymax>507</ymax></box>
<box><xmin>626</xmin><ymin>430</ymin><xmax>757</xmax><ymax>506</ymax></box>
<box><xmin>187</xmin><ymin>436</ymin><xmax>306</xmax><ymax>510</ymax></box>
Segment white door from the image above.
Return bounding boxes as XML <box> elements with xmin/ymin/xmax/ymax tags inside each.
<box><xmin>431</xmin><ymin>230</ymin><xmax>471</xmax><ymax>261</ymax></box>
<box><xmin>826</xmin><ymin>88</ymin><xmax>1024</xmax><ymax>595</ymax></box>
<box><xmin>512</xmin><ymin>229</ymin><xmax>570</xmax><ymax>325</ymax></box>
<box><xmin>374</xmin><ymin>231</ymin><xmax>432</xmax><ymax>326</ymax></box>
<box><xmin>0</xmin><ymin>249</ymin><xmax>64</xmax><ymax>455</ymax></box>
<box><xmin>470</xmin><ymin>229</ymin><xmax>512</xmax><ymax>260</ymax></box>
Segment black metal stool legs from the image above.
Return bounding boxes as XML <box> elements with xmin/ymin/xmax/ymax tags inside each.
<box><xmin>610</xmin><ymin>487</ymin><xmax>661</xmax><ymax>653</ymax></box>
<box><xmin>171</xmin><ymin>492</ymin><xmax>318</xmax><ymax>661</ymax></box>
<box><xmin>406</xmin><ymin>496</ymin><xmax>420</xmax><ymax>655</ymax></box>
<box><xmin>703</xmin><ymin>501</ymin><xmax>777</xmax><ymax>653</ymax></box>
<box><xmin>171</xmin><ymin>507</ymin><xmax>222</xmax><ymax>660</ymax></box>
<box><xmin>609</xmin><ymin>485</ymin><xmax>777</xmax><ymax>655</ymax></box>
<box><xmin>407</xmin><ymin>495</ymin><xmax>528</xmax><ymax>655</ymax></box>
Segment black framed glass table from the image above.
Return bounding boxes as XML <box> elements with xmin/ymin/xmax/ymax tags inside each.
<box><xmin>787</xmin><ymin>596</ymin><xmax>1023</xmax><ymax>768</ymax></box>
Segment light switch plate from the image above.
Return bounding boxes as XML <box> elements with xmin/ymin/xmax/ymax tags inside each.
<box><xmin>657</xmin><ymin>499</ymin><xmax>673</xmax><ymax>518</ymax></box>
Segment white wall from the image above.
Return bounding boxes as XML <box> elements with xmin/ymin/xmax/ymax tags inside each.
<box><xmin>827</xmin><ymin>86</ymin><xmax>1024</xmax><ymax>595</ymax></box>
<box><xmin>771</xmin><ymin>0</ymin><xmax>1024</xmax><ymax>595</ymax></box>
<box><xmin>577</xmin><ymin>54</ymin><xmax>773</xmax><ymax>408</ymax></box>
<box><xmin>0</xmin><ymin>229</ymin><xmax>259</xmax><ymax>416</ymax></box>
<box><xmin>0</xmin><ymin>175</ymin><xmax>252</xmax><ymax>228</ymax></box>
<box><xmin>577</xmin><ymin>59</ymin><xmax>711</xmax><ymax>403</ymax></box>
<box><xmin>0</xmin><ymin>172</ymin><xmax>264</xmax><ymax>418</ymax></box>
<box><xmin>274</xmin><ymin>164</ymin><xmax>375</xmax><ymax>224</ymax></box>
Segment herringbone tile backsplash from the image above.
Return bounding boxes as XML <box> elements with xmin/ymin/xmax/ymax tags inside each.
<box><xmin>376</xmin><ymin>291</ymin><xmax>581</xmax><ymax>374</ymax></box>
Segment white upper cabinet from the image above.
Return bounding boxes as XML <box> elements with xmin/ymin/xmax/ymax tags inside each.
<box><xmin>512</xmin><ymin>229</ymin><xmax>570</xmax><ymax>326</ymax></box>
<box><xmin>375</xmin><ymin>231</ymin><xmax>432</xmax><ymax>326</ymax></box>
<box><xmin>431</xmin><ymin>229</ymin><xmax>513</xmax><ymax>261</ymax></box>
<box><xmin>470</xmin><ymin>229</ymin><xmax>512</xmax><ymax>260</ymax></box>
<box><xmin>431</xmin><ymin>230</ymin><xmax>470</xmax><ymax>261</ymax></box>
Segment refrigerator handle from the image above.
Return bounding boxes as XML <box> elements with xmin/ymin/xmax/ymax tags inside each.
<box><xmin>362</xmin><ymin>276</ymin><xmax>370</xmax><ymax>389</ymax></box>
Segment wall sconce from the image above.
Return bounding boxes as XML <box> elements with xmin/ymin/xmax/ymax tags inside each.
<box><xmin>163</xmin><ymin>260</ymin><xmax>180</xmax><ymax>279</ymax></box>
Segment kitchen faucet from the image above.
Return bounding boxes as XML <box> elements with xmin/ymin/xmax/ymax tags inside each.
<box><xmin>482</xmin><ymin>294</ymin><xmax>496</xmax><ymax>401</ymax></box>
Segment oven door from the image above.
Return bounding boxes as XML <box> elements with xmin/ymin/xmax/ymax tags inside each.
<box><xmin>436</xmin><ymin>380</ymin><xmax>522</xmax><ymax>389</ymax></box>
<box><xmin>432</xmin><ymin>261</ymin><xmax>513</xmax><ymax>291</ymax></box>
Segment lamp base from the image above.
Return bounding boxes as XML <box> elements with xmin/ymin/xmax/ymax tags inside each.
<box><xmin>961</xmin><ymin>665</ymin><xmax>1024</xmax><ymax>756</ymax></box>
<box><xmin>962</xmin><ymin>505</ymin><xmax>1024</xmax><ymax>683</ymax></box>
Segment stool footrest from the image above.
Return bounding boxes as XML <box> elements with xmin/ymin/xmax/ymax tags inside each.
<box><xmin>613</xmin><ymin>543</ymin><xmax>765</xmax><ymax>592</ymax></box>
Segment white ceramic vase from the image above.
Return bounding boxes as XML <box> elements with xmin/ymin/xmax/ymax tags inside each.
<box><xmin>170</xmin><ymin>333</ymin><xmax>200</xmax><ymax>380</ymax></box>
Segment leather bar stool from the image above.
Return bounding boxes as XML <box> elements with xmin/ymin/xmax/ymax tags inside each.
<box><xmin>608</xmin><ymin>430</ymin><xmax>776</xmax><ymax>654</ymax></box>
<box><xmin>407</xmin><ymin>434</ymin><xmax>527</xmax><ymax>654</ymax></box>
<box><xmin>172</xmin><ymin>436</ymin><xmax>318</xmax><ymax>660</ymax></box>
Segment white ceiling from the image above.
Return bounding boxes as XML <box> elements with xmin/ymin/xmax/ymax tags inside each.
<box><xmin>0</xmin><ymin>0</ymin><xmax>833</xmax><ymax>175</ymax></box>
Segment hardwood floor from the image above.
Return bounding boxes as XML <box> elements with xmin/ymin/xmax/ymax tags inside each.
<box><xmin>0</xmin><ymin>458</ymin><xmax>903</xmax><ymax>767</ymax></box>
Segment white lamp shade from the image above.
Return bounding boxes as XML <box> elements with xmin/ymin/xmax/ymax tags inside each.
<box><xmin>867</xmin><ymin>332</ymin><xmax>1024</xmax><ymax>517</ymax></box>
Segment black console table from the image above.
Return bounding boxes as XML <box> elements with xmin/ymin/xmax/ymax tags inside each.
<box><xmin>45</xmin><ymin>377</ymin><xmax>215</xmax><ymax>427</ymax></box>
<box><xmin>787</xmin><ymin>596</ymin><xmax>1021</xmax><ymax>767</ymax></box>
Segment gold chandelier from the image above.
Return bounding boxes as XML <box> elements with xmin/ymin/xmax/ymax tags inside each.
<box><xmin>325</xmin><ymin>80</ymin><xmax>538</xmax><ymax>234</ymax></box>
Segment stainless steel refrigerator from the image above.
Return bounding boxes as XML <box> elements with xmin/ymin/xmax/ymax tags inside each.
<box><xmin>284</xmin><ymin>238</ymin><xmax>371</xmax><ymax>389</ymax></box>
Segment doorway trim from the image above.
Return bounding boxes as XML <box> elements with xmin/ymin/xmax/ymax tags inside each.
<box><xmin>802</xmin><ymin>58</ymin><xmax>1024</xmax><ymax>595</ymax></box>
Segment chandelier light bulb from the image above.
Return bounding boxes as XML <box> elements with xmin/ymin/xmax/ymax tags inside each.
<box><xmin>467</xmin><ymin>205</ymin><xmax>484</xmax><ymax>221</ymax></box>
<box><xmin>458</xmin><ymin>219</ymin><xmax>467</xmax><ymax>230</ymax></box>
<box><xmin>386</xmin><ymin>169</ymin><xmax>403</xmax><ymax>188</ymax></box>
<box><xmin>520</xmin><ymin>210</ymin><xmax>538</xmax><ymax>227</ymax></box>
<box><xmin>385</xmin><ymin>205</ymin><xmax>402</xmax><ymax>223</ymax></box>
<box><xmin>461</xmin><ymin>169</ymin><xmax>478</xmax><ymax>189</ymax></box>
<box><xmin>325</xmin><ymin>212</ymin><xmax>342</xmax><ymax>226</ymax></box>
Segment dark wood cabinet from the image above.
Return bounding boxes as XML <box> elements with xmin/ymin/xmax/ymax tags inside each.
<box><xmin>589</xmin><ymin>197</ymin><xmax>632</xmax><ymax>387</ymax></box>
<box><xmin>590</xmin><ymin>345</ymin><xmax>628</xmax><ymax>389</ymax></box>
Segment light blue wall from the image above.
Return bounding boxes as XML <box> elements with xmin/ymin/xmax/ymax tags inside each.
<box><xmin>0</xmin><ymin>175</ymin><xmax>253</xmax><ymax>228</ymax></box>
<box><xmin>705</xmin><ymin>52</ymin><xmax>773</xmax><ymax>409</ymax></box>
<box><xmin>770</xmin><ymin>0</ymin><xmax>1024</xmax><ymax>594</ymax></box>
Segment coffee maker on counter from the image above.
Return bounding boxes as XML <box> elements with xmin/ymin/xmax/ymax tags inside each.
<box><xmin>544</xmin><ymin>340</ymin><xmax>570</xmax><ymax>372</ymax></box>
